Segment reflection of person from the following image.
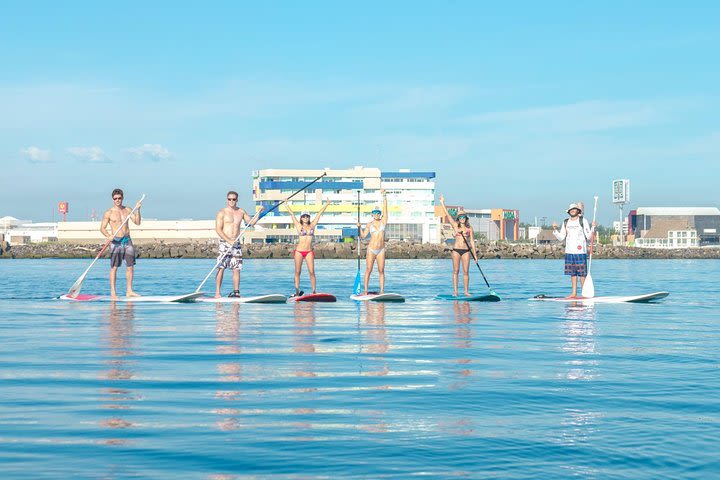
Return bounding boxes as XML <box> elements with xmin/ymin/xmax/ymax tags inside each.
<box><xmin>552</xmin><ymin>203</ymin><xmax>597</xmax><ymax>298</ymax></box>
<box><xmin>100</xmin><ymin>302</ymin><xmax>136</xmax><ymax>435</ymax></box>
<box><xmin>357</xmin><ymin>189</ymin><xmax>388</xmax><ymax>295</ymax></box>
<box><xmin>214</xmin><ymin>303</ymin><xmax>242</xmax><ymax>431</ymax></box>
<box><xmin>439</xmin><ymin>195</ymin><xmax>477</xmax><ymax>297</ymax></box>
<box><xmin>284</xmin><ymin>199</ymin><xmax>331</xmax><ymax>296</ymax></box>
<box><xmin>100</xmin><ymin>188</ymin><xmax>142</xmax><ymax>299</ymax></box>
<box><xmin>215</xmin><ymin>191</ymin><xmax>263</xmax><ymax>298</ymax></box>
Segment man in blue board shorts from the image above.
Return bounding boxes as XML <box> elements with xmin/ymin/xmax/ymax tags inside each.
<box><xmin>100</xmin><ymin>188</ymin><xmax>142</xmax><ymax>299</ymax></box>
<box><xmin>214</xmin><ymin>191</ymin><xmax>263</xmax><ymax>298</ymax></box>
<box><xmin>552</xmin><ymin>203</ymin><xmax>596</xmax><ymax>298</ymax></box>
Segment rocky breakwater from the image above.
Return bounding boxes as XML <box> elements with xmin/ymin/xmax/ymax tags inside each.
<box><xmin>2</xmin><ymin>240</ymin><xmax>720</xmax><ymax>259</ymax></box>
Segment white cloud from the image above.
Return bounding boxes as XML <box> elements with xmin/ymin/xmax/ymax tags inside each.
<box><xmin>126</xmin><ymin>143</ymin><xmax>171</xmax><ymax>161</ymax></box>
<box><xmin>67</xmin><ymin>146</ymin><xmax>110</xmax><ymax>163</ymax></box>
<box><xmin>463</xmin><ymin>99</ymin><xmax>695</xmax><ymax>134</ymax></box>
<box><xmin>20</xmin><ymin>146</ymin><xmax>51</xmax><ymax>163</ymax></box>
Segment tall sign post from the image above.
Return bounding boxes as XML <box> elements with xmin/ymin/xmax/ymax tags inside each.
<box><xmin>58</xmin><ymin>201</ymin><xmax>69</xmax><ymax>222</ymax></box>
<box><xmin>612</xmin><ymin>179</ymin><xmax>630</xmax><ymax>245</ymax></box>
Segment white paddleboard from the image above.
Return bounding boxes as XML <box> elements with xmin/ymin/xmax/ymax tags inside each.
<box><xmin>531</xmin><ymin>291</ymin><xmax>669</xmax><ymax>304</ymax></box>
<box><xmin>198</xmin><ymin>294</ymin><xmax>287</xmax><ymax>304</ymax></box>
<box><xmin>350</xmin><ymin>292</ymin><xmax>405</xmax><ymax>302</ymax></box>
<box><xmin>59</xmin><ymin>292</ymin><xmax>203</xmax><ymax>303</ymax></box>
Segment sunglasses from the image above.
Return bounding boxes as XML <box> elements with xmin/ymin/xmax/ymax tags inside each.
<box><xmin>227</xmin><ymin>198</ymin><xmax>238</xmax><ymax>201</ymax></box>
<box><xmin>113</xmin><ymin>196</ymin><xmax>123</xmax><ymax>200</ymax></box>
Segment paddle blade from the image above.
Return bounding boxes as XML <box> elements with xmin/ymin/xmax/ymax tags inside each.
<box><xmin>353</xmin><ymin>270</ymin><xmax>362</xmax><ymax>295</ymax></box>
<box><xmin>582</xmin><ymin>273</ymin><xmax>595</xmax><ymax>298</ymax></box>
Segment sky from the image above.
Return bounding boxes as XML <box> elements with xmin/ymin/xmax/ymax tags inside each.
<box><xmin>1</xmin><ymin>1</ymin><xmax>719</xmax><ymax>225</ymax></box>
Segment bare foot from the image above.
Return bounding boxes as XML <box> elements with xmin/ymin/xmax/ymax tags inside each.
<box><xmin>110</xmin><ymin>294</ymin><xmax>119</xmax><ymax>300</ymax></box>
<box><xmin>464</xmin><ymin>292</ymin><xmax>471</xmax><ymax>297</ymax></box>
<box><xmin>453</xmin><ymin>291</ymin><xmax>459</xmax><ymax>297</ymax></box>
<box><xmin>215</xmin><ymin>292</ymin><xmax>222</xmax><ymax>298</ymax></box>
<box><xmin>126</xmin><ymin>291</ymin><xmax>141</xmax><ymax>297</ymax></box>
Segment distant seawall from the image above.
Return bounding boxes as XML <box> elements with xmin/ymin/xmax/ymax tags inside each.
<box><xmin>2</xmin><ymin>241</ymin><xmax>720</xmax><ymax>259</ymax></box>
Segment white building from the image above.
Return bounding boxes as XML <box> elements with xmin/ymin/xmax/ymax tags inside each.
<box><xmin>0</xmin><ymin>216</ymin><xmax>58</xmax><ymax>244</ymax></box>
<box><xmin>252</xmin><ymin>166</ymin><xmax>439</xmax><ymax>243</ymax></box>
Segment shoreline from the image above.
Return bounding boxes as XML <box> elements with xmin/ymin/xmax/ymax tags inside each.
<box><xmin>2</xmin><ymin>240</ymin><xmax>719</xmax><ymax>260</ymax></box>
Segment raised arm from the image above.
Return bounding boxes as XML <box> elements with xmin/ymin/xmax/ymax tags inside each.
<box><xmin>381</xmin><ymin>189</ymin><xmax>388</xmax><ymax>225</ymax></box>
<box><xmin>552</xmin><ymin>220</ymin><xmax>567</xmax><ymax>241</ymax></box>
<box><xmin>439</xmin><ymin>195</ymin><xmax>460</xmax><ymax>234</ymax></box>
<box><xmin>284</xmin><ymin>200</ymin><xmax>300</xmax><ymax>229</ymax></box>
<box><xmin>312</xmin><ymin>199</ymin><xmax>331</xmax><ymax>227</ymax></box>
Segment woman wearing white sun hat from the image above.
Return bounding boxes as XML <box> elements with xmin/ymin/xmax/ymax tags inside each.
<box><xmin>552</xmin><ymin>203</ymin><xmax>596</xmax><ymax>298</ymax></box>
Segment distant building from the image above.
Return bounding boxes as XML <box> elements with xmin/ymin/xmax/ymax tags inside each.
<box><xmin>631</xmin><ymin>207</ymin><xmax>720</xmax><ymax>248</ymax></box>
<box><xmin>0</xmin><ymin>216</ymin><xmax>57</xmax><ymax>244</ymax></box>
<box><xmin>252</xmin><ymin>167</ymin><xmax>439</xmax><ymax>243</ymax></box>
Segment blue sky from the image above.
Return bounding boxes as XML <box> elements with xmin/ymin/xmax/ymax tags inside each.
<box><xmin>2</xmin><ymin>1</ymin><xmax>719</xmax><ymax>224</ymax></box>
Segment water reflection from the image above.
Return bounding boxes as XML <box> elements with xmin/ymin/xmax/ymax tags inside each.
<box><xmin>558</xmin><ymin>303</ymin><xmax>601</xmax><ymax>451</ymax></box>
<box><xmin>213</xmin><ymin>303</ymin><xmax>242</xmax><ymax>431</ymax></box>
<box><xmin>99</xmin><ymin>301</ymin><xmax>139</xmax><ymax>443</ymax></box>
<box><xmin>292</xmin><ymin>302</ymin><xmax>318</xmax><ymax>431</ymax></box>
<box><xmin>561</xmin><ymin>303</ymin><xmax>597</xmax><ymax>381</ymax></box>
<box><xmin>363</xmin><ymin>302</ymin><xmax>389</xmax><ymax>377</ymax></box>
<box><xmin>452</xmin><ymin>301</ymin><xmax>474</xmax><ymax>381</ymax></box>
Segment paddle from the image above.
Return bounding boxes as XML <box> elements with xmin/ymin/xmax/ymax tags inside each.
<box><xmin>66</xmin><ymin>194</ymin><xmax>146</xmax><ymax>298</ymax></box>
<box><xmin>194</xmin><ymin>173</ymin><xmax>328</xmax><ymax>294</ymax></box>
<box><xmin>353</xmin><ymin>190</ymin><xmax>363</xmax><ymax>295</ymax></box>
<box><xmin>457</xmin><ymin>220</ymin><xmax>501</xmax><ymax>300</ymax></box>
<box><xmin>581</xmin><ymin>195</ymin><xmax>599</xmax><ymax>298</ymax></box>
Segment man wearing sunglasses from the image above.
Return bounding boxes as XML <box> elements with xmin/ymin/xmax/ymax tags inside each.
<box><xmin>214</xmin><ymin>191</ymin><xmax>263</xmax><ymax>298</ymax></box>
<box><xmin>100</xmin><ymin>188</ymin><xmax>142</xmax><ymax>299</ymax></box>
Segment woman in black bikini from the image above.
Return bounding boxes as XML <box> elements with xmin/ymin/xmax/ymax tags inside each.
<box><xmin>439</xmin><ymin>195</ymin><xmax>477</xmax><ymax>297</ymax></box>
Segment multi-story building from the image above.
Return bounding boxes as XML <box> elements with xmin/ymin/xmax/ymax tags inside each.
<box><xmin>434</xmin><ymin>207</ymin><xmax>520</xmax><ymax>242</ymax></box>
<box><xmin>251</xmin><ymin>166</ymin><xmax>439</xmax><ymax>243</ymax></box>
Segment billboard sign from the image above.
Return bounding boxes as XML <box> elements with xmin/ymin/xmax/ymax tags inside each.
<box><xmin>612</xmin><ymin>179</ymin><xmax>629</xmax><ymax>204</ymax></box>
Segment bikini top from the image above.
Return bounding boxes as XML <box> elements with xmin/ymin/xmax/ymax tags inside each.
<box><xmin>299</xmin><ymin>227</ymin><xmax>315</xmax><ymax>237</ymax></box>
<box><xmin>369</xmin><ymin>223</ymin><xmax>386</xmax><ymax>234</ymax></box>
<box><xmin>456</xmin><ymin>229</ymin><xmax>471</xmax><ymax>238</ymax></box>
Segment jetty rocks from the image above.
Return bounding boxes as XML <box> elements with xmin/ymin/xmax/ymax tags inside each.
<box><xmin>2</xmin><ymin>240</ymin><xmax>720</xmax><ymax>260</ymax></box>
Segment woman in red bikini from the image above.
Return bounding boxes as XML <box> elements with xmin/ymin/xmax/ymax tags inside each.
<box><xmin>284</xmin><ymin>199</ymin><xmax>331</xmax><ymax>297</ymax></box>
<box><xmin>439</xmin><ymin>195</ymin><xmax>477</xmax><ymax>297</ymax></box>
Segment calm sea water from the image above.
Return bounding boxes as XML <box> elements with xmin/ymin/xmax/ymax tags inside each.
<box><xmin>0</xmin><ymin>258</ymin><xmax>718</xmax><ymax>479</ymax></box>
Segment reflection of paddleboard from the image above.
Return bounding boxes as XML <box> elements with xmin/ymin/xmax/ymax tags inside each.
<box><xmin>437</xmin><ymin>294</ymin><xmax>501</xmax><ymax>302</ymax></box>
<box><xmin>350</xmin><ymin>292</ymin><xmax>405</xmax><ymax>302</ymax></box>
<box><xmin>531</xmin><ymin>291</ymin><xmax>669</xmax><ymax>304</ymax></box>
<box><xmin>198</xmin><ymin>294</ymin><xmax>287</xmax><ymax>304</ymax></box>
<box><xmin>288</xmin><ymin>293</ymin><xmax>337</xmax><ymax>303</ymax></box>
<box><xmin>59</xmin><ymin>292</ymin><xmax>203</xmax><ymax>303</ymax></box>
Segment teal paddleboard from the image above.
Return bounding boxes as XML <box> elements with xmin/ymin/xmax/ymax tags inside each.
<box><xmin>437</xmin><ymin>294</ymin><xmax>501</xmax><ymax>302</ymax></box>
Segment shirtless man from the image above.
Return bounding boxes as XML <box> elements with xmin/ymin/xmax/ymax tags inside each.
<box><xmin>100</xmin><ymin>188</ymin><xmax>142</xmax><ymax>299</ymax></box>
<box><xmin>215</xmin><ymin>191</ymin><xmax>264</xmax><ymax>298</ymax></box>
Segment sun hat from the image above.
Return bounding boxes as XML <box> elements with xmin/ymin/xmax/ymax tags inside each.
<box><xmin>566</xmin><ymin>203</ymin><xmax>582</xmax><ymax>214</ymax></box>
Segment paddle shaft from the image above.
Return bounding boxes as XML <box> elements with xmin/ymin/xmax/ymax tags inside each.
<box><xmin>195</xmin><ymin>173</ymin><xmax>328</xmax><ymax>293</ymax></box>
<box><xmin>357</xmin><ymin>190</ymin><xmax>361</xmax><ymax>270</ymax></box>
<box><xmin>588</xmin><ymin>196</ymin><xmax>598</xmax><ymax>271</ymax></box>
<box><xmin>457</xmin><ymin>220</ymin><xmax>494</xmax><ymax>291</ymax></box>
<box><xmin>67</xmin><ymin>194</ymin><xmax>146</xmax><ymax>297</ymax></box>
